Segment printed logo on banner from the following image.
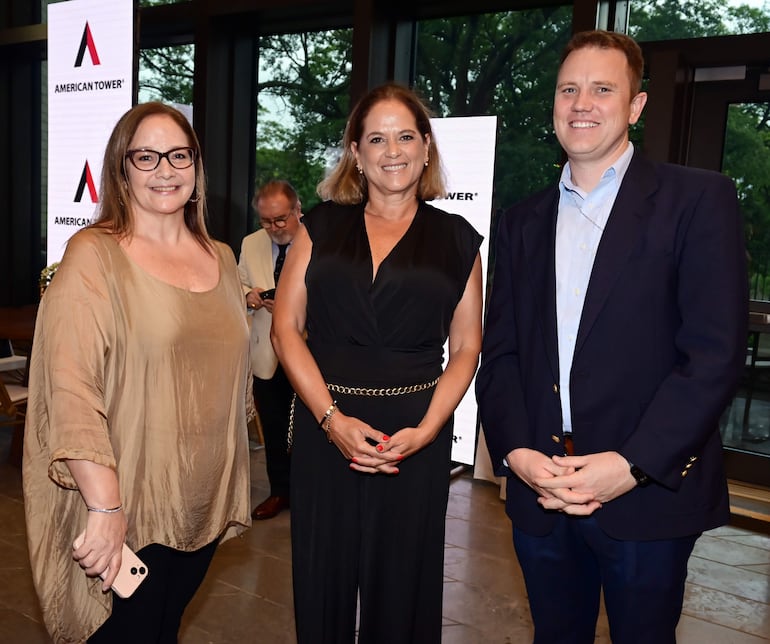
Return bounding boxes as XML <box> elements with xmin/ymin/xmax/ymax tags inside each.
<box><xmin>47</xmin><ymin>0</ymin><xmax>133</xmax><ymax>263</ymax></box>
<box><xmin>74</xmin><ymin>22</ymin><xmax>101</xmax><ymax>67</ymax></box>
<box><xmin>74</xmin><ymin>160</ymin><xmax>99</xmax><ymax>203</ymax></box>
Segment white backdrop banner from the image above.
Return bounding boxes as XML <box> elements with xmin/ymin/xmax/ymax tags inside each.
<box><xmin>430</xmin><ymin>115</ymin><xmax>497</xmax><ymax>465</ymax></box>
<box><xmin>47</xmin><ymin>0</ymin><xmax>133</xmax><ymax>263</ymax></box>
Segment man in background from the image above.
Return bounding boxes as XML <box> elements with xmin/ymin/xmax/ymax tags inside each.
<box><xmin>477</xmin><ymin>30</ymin><xmax>747</xmax><ymax>643</ymax></box>
<box><xmin>239</xmin><ymin>179</ymin><xmax>302</xmax><ymax>520</ymax></box>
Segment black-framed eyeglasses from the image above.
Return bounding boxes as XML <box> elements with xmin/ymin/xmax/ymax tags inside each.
<box><xmin>125</xmin><ymin>147</ymin><xmax>196</xmax><ymax>171</ymax></box>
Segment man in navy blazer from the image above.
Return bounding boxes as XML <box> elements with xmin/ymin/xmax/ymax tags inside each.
<box><xmin>477</xmin><ymin>30</ymin><xmax>747</xmax><ymax>643</ymax></box>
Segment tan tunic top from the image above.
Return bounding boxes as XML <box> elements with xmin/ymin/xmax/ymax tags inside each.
<box><xmin>22</xmin><ymin>227</ymin><xmax>252</xmax><ymax>643</ymax></box>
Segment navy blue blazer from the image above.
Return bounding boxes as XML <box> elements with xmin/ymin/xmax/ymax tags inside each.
<box><xmin>477</xmin><ymin>151</ymin><xmax>748</xmax><ymax>540</ymax></box>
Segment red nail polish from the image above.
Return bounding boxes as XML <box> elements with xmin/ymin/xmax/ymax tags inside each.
<box><xmin>376</xmin><ymin>444</ymin><xmax>384</xmax><ymax>452</ymax></box>
<box><xmin>381</xmin><ymin>435</ymin><xmax>390</xmax><ymax>442</ymax></box>
<box><xmin>397</xmin><ymin>454</ymin><xmax>404</xmax><ymax>461</ymax></box>
<box><xmin>351</xmin><ymin>457</ymin><xmax>358</xmax><ymax>464</ymax></box>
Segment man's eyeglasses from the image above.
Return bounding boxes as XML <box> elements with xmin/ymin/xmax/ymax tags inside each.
<box><xmin>259</xmin><ymin>206</ymin><xmax>298</xmax><ymax>229</ymax></box>
<box><xmin>125</xmin><ymin>147</ymin><xmax>196</xmax><ymax>172</ymax></box>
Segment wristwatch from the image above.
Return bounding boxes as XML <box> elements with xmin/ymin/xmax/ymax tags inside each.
<box><xmin>629</xmin><ymin>463</ymin><xmax>650</xmax><ymax>487</ymax></box>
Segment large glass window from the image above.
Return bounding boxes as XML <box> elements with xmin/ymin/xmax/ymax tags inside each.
<box><xmin>138</xmin><ymin>44</ymin><xmax>194</xmax><ymax>110</ymax></box>
<box><xmin>415</xmin><ymin>7</ymin><xmax>572</xmax><ymax>214</ymax></box>
<box><xmin>255</xmin><ymin>29</ymin><xmax>352</xmax><ymax>216</ymax></box>
<box><xmin>723</xmin><ymin>102</ymin><xmax>770</xmax><ymax>301</ymax></box>
<box><xmin>719</xmin><ymin>102</ymin><xmax>770</xmax><ymax>455</ymax></box>
<box><xmin>629</xmin><ymin>0</ymin><xmax>770</xmax><ymax>40</ymax></box>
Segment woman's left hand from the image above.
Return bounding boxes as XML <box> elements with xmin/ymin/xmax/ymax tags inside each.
<box><xmin>351</xmin><ymin>426</ymin><xmax>434</xmax><ymax>475</ymax></box>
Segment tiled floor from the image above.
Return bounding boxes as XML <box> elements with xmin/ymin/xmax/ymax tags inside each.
<box><xmin>1</xmin><ymin>437</ymin><xmax>768</xmax><ymax>643</ymax></box>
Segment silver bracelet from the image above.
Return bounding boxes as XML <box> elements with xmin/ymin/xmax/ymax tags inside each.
<box><xmin>86</xmin><ymin>504</ymin><xmax>123</xmax><ymax>514</ymax></box>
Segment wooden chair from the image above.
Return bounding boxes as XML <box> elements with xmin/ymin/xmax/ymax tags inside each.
<box><xmin>0</xmin><ymin>379</ymin><xmax>27</xmax><ymax>466</ymax></box>
<box><xmin>0</xmin><ymin>339</ymin><xmax>27</xmax><ymax>374</ymax></box>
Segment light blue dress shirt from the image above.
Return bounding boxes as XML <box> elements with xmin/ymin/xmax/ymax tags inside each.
<box><xmin>555</xmin><ymin>143</ymin><xmax>634</xmax><ymax>433</ymax></box>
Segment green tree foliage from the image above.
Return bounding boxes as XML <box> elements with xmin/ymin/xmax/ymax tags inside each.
<box><xmin>723</xmin><ymin>103</ymin><xmax>770</xmax><ymax>298</ymax></box>
<box><xmin>138</xmin><ymin>45</ymin><xmax>194</xmax><ymax>105</ymax></box>
<box><xmin>629</xmin><ymin>0</ymin><xmax>770</xmax><ymax>40</ymax></box>
<box><xmin>629</xmin><ymin>0</ymin><xmax>731</xmax><ymax>39</ymax></box>
<box><xmin>415</xmin><ymin>8</ymin><xmax>572</xmax><ymax>211</ymax></box>
<box><xmin>138</xmin><ymin>1</ymin><xmax>770</xmax><ymax>290</ymax></box>
<box><xmin>256</xmin><ymin>30</ymin><xmax>352</xmax><ymax>211</ymax></box>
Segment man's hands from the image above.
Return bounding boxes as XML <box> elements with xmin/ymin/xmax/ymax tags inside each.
<box><xmin>506</xmin><ymin>448</ymin><xmax>638</xmax><ymax>516</ymax></box>
<box><xmin>246</xmin><ymin>288</ymin><xmax>275</xmax><ymax>313</ymax></box>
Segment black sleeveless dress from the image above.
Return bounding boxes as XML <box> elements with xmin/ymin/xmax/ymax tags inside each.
<box><xmin>290</xmin><ymin>200</ymin><xmax>482</xmax><ymax>644</ymax></box>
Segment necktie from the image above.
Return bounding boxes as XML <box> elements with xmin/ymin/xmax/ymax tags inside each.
<box><xmin>274</xmin><ymin>243</ymin><xmax>289</xmax><ymax>284</ymax></box>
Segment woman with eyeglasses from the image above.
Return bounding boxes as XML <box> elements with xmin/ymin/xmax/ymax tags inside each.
<box><xmin>23</xmin><ymin>102</ymin><xmax>251</xmax><ymax>643</ymax></box>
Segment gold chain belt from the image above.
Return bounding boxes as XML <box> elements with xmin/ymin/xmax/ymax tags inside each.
<box><xmin>287</xmin><ymin>377</ymin><xmax>439</xmax><ymax>451</ymax></box>
<box><xmin>326</xmin><ymin>377</ymin><xmax>439</xmax><ymax>397</ymax></box>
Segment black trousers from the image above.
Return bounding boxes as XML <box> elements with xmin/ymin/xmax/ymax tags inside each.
<box><xmin>290</xmin><ymin>389</ymin><xmax>451</xmax><ymax>644</ymax></box>
<box><xmin>88</xmin><ymin>540</ymin><xmax>218</xmax><ymax>644</ymax></box>
<box><xmin>253</xmin><ymin>364</ymin><xmax>294</xmax><ymax>497</ymax></box>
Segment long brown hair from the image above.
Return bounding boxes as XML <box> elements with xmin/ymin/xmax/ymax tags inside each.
<box><xmin>317</xmin><ymin>83</ymin><xmax>446</xmax><ymax>204</ymax></box>
<box><xmin>93</xmin><ymin>102</ymin><xmax>213</xmax><ymax>252</ymax></box>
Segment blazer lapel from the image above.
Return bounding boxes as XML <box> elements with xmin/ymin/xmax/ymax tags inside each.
<box><xmin>523</xmin><ymin>188</ymin><xmax>560</xmax><ymax>381</ymax></box>
<box><xmin>574</xmin><ymin>153</ymin><xmax>658</xmax><ymax>355</ymax></box>
<box><xmin>257</xmin><ymin>231</ymin><xmax>276</xmax><ymax>287</ymax></box>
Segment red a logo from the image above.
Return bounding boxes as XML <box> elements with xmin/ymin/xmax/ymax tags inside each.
<box><xmin>74</xmin><ymin>22</ymin><xmax>101</xmax><ymax>67</ymax></box>
<box><xmin>74</xmin><ymin>161</ymin><xmax>99</xmax><ymax>203</ymax></box>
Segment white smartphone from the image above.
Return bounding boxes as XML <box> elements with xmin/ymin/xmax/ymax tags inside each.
<box><xmin>73</xmin><ymin>532</ymin><xmax>149</xmax><ymax>599</ymax></box>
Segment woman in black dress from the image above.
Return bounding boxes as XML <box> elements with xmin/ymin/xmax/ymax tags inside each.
<box><xmin>272</xmin><ymin>83</ymin><xmax>483</xmax><ymax>644</ymax></box>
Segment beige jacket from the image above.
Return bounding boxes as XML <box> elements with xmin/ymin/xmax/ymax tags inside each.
<box><xmin>238</xmin><ymin>228</ymin><xmax>280</xmax><ymax>379</ymax></box>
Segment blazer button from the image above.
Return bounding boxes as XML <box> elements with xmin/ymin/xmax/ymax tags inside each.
<box><xmin>689</xmin><ymin>456</ymin><xmax>698</xmax><ymax>462</ymax></box>
<box><xmin>553</xmin><ymin>383</ymin><xmax>558</xmax><ymax>393</ymax></box>
<box><xmin>681</xmin><ymin>470</ymin><xmax>688</xmax><ymax>477</ymax></box>
<box><xmin>551</xmin><ymin>435</ymin><xmax>560</xmax><ymax>444</ymax></box>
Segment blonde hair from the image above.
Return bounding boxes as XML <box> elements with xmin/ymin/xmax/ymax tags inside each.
<box><xmin>317</xmin><ymin>83</ymin><xmax>446</xmax><ymax>204</ymax></box>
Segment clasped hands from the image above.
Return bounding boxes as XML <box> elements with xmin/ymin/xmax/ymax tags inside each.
<box><xmin>506</xmin><ymin>448</ymin><xmax>638</xmax><ymax>516</ymax></box>
<box><xmin>327</xmin><ymin>411</ymin><xmax>428</xmax><ymax>475</ymax></box>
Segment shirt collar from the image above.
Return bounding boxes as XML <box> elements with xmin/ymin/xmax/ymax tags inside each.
<box><xmin>559</xmin><ymin>142</ymin><xmax>635</xmax><ymax>195</ymax></box>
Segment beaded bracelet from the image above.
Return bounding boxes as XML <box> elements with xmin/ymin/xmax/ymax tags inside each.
<box><xmin>86</xmin><ymin>504</ymin><xmax>123</xmax><ymax>514</ymax></box>
<box><xmin>319</xmin><ymin>401</ymin><xmax>338</xmax><ymax>442</ymax></box>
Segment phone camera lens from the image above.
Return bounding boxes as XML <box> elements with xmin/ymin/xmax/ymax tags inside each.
<box><xmin>130</xmin><ymin>567</ymin><xmax>138</xmax><ymax>575</ymax></box>
<box><xmin>139</xmin><ymin>566</ymin><xmax>146</xmax><ymax>574</ymax></box>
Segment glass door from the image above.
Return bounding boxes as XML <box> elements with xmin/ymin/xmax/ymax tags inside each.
<box><xmin>688</xmin><ymin>70</ymin><xmax>770</xmax><ymax>487</ymax></box>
